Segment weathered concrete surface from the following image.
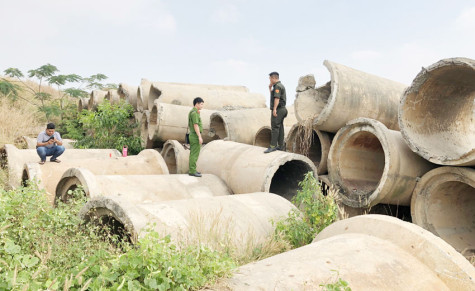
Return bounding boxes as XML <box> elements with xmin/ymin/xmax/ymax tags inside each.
<box><xmin>78</xmin><ymin>97</ymin><xmax>89</xmax><ymax>111</ymax></box>
<box><xmin>105</xmin><ymin>89</ymin><xmax>119</xmax><ymax>105</ymax></box>
<box><xmin>328</xmin><ymin>118</ymin><xmax>436</xmax><ymax>208</ymax></box>
<box><xmin>399</xmin><ymin>58</ymin><xmax>475</xmax><ymax>166</ymax></box>
<box><xmin>219</xmin><ymin>215</ymin><xmax>475</xmax><ymax>291</ymax></box>
<box><xmin>139</xmin><ymin>110</ymin><xmax>153</xmax><ymax>149</ymax></box>
<box><xmin>148</xmin><ymin>102</ymin><xmax>217</xmax><ymax>146</ymax></box>
<box><xmin>286</xmin><ymin>123</ymin><xmax>334</xmax><ymax>175</ymax></box>
<box><xmin>197</xmin><ymin>140</ymin><xmax>316</xmax><ymax>200</ymax></box>
<box><xmin>118</xmin><ymin>83</ymin><xmax>139</xmax><ymax>111</ymax></box>
<box><xmin>22</xmin><ymin>136</ymin><xmax>76</xmax><ymax>150</ymax></box>
<box><xmin>55</xmin><ymin>168</ymin><xmax>231</xmax><ymax>204</ymax></box>
<box><xmin>160</xmin><ymin>140</ymin><xmax>189</xmax><ymax>174</ymax></box>
<box><xmin>296</xmin><ymin>74</ymin><xmax>316</xmax><ymax>92</ymax></box>
<box><xmin>79</xmin><ymin>193</ymin><xmax>296</xmax><ymax>251</ymax></box>
<box><xmin>148</xmin><ymin>82</ymin><xmax>265</xmax><ymax>110</ymax></box>
<box><xmin>137</xmin><ymin>78</ymin><xmax>152</xmax><ymax>112</ymax></box>
<box><xmin>253</xmin><ymin>126</ymin><xmax>291</xmax><ymax>148</ymax></box>
<box><xmin>2</xmin><ymin>144</ymin><xmax>121</xmax><ymax>189</ymax></box>
<box><xmin>411</xmin><ymin>166</ymin><xmax>475</xmax><ymax>256</ymax></box>
<box><xmin>88</xmin><ymin>90</ymin><xmax>107</xmax><ymax>111</ymax></box>
<box><xmin>294</xmin><ymin>61</ymin><xmax>407</xmax><ymax>133</ymax></box>
<box><xmin>23</xmin><ymin>149</ymin><xmax>169</xmax><ymax>204</ymax></box>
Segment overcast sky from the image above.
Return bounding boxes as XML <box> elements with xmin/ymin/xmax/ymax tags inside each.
<box><xmin>1</xmin><ymin>0</ymin><xmax>474</xmax><ymax>105</ymax></box>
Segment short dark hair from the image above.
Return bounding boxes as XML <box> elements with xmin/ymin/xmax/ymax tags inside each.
<box><xmin>269</xmin><ymin>71</ymin><xmax>279</xmax><ymax>78</ymax></box>
<box><xmin>193</xmin><ymin>97</ymin><xmax>204</xmax><ymax>106</ymax></box>
<box><xmin>46</xmin><ymin>123</ymin><xmax>55</xmax><ymax>129</ymax></box>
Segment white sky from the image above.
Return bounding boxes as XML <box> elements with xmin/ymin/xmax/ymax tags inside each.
<box><xmin>1</xmin><ymin>0</ymin><xmax>474</xmax><ymax>105</ymax></box>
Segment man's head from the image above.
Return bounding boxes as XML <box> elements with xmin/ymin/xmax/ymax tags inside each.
<box><xmin>269</xmin><ymin>71</ymin><xmax>280</xmax><ymax>85</ymax></box>
<box><xmin>193</xmin><ymin>97</ymin><xmax>204</xmax><ymax>110</ymax></box>
<box><xmin>46</xmin><ymin>123</ymin><xmax>55</xmax><ymax>136</ymax></box>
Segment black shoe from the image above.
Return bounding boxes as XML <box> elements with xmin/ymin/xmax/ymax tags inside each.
<box><xmin>196</xmin><ymin>172</ymin><xmax>201</xmax><ymax>175</ymax></box>
<box><xmin>189</xmin><ymin>172</ymin><xmax>202</xmax><ymax>177</ymax></box>
<box><xmin>264</xmin><ymin>147</ymin><xmax>277</xmax><ymax>154</ymax></box>
<box><xmin>277</xmin><ymin>146</ymin><xmax>286</xmax><ymax>152</ymax></box>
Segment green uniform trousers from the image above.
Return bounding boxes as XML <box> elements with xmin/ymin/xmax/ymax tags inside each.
<box><xmin>188</xmin><ymin>133</ymin><xmax>201</xmax><ymax>174</ymax></box>
<box><xmin>270</xmin><ymin>107</ymin><xmax>288</xmax><ymax>148</ymax></box>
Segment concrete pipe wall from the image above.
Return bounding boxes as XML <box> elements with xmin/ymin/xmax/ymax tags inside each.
<box><xmin>218</xmin><ymin>215</ymin><xmax>475</xmax><ymax>290</ymax></box>
<box><xmin>328</xmin><ymin>118</ymin><xmax>435</xmax><ymax>208</ymax></box>
<box><xmin>88</xmin><ymin>90</ymin><xmax>107</xmax><ymax>111</ymax></box>
<box><xmin>411</xmin><ymin>166</ymin><xmax>475</xmax><ymax>256</ymax></box>
<box><xmin>197</xmin><ymin>140</ymin><xmax>316</xmax><ymax>199</ymax></box>
<box><xmin>22</xmin><ymin>136</ymin><xmax>76</xmax><ymax>149</ymax></box>
<box><xmin>253</xmin><ymin>126</ymin><xmax>291</xmax><ymax>148</ymax></box>
<box><xmin>148</xmin><ymin>102</ymin><xmax>217</xmax><ymax>146</ymax></box>
<box><xmin>139</xmin><ymin>110</ymin><xmax>154</xmax><ymax>149</ymax></box>
<box><xmin>138</xmin><ymin>78</ymin><xmax>152</xmax><ymax>111</ymax></box>
<box><xmin>78</xmin><ymin>97</ymin><xmax>89</xmax><ymax>111</ymax></box>
<box><xmin>399</xmin><ymin>58</ymin><xmax>475</xmax><ymax>166</ymax></box>
<box><xmin>148</xmin><ymin>82</ymin><xmax>265</xmax><ymax>111</ymax></box>
<box><xmin>23</xmin><ymin>149</ymin><xmax>169</xmax><ymax>204</ymax></box>
<box><xmin>79</xmin><ymin>193</ymin><xmax>296</xmax><ymax>249</ymax></box>
<box><xmin>2</xmin><ymin>144</ymin><xmax>121</xmax><ymax>189</ymax></box>
<box><xmin>55</xmin><ymin>168</ymin><xmax>231</xmax><ymax>204</ymax></box>
<box><xmin>118</xmin><ymin>83</ymin><xmax>139</xmax><ymax>111</ymax></box>
<box><xmin>285</xmin><ymin>123</ymin><xmax>334</xmax><ymax>175</ymax></box>
<box><xmin>160</xmin><ymin>140</ymin><xmax>189</xmax><ymax>174</ymax></box>
<box><xmin>104</xmin><ymin>89</ymin><xmax>120</xmax><ymax>105</ymax></box>
<box><xmin>294</xmin><ymin>61</ymin><xmax>407</xmax><ymax>133</ymax></box>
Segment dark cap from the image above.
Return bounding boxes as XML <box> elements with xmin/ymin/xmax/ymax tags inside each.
<box><xmin>269</xmin><ymin>71</ymin><xmax>279</xmax><ymax>77</ymax></box>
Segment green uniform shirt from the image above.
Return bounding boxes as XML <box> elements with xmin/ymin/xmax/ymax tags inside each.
<box><xmin>188</xmin><ymin>107</ymin><xmax>203</xmax><ymax>135</ymax></box>
<box><xmin>270</xmin><ymin>81</ymin><xmax>286</xmax><ymax>109</ymax></box>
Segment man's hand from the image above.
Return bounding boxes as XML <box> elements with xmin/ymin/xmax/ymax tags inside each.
<box><xmin>48</xmin><ymin>139</ymin><xmax>55</xmax><ymax>145</ymax></box>
<box><xmin>199</xmin><ymin>136</ymin><xmax>203</xmax><ymax>145</ymax></box>
<box><xmin>269</xmin><ymin>83</ymin><xmax>273</xmax><ymax>91</ymax></box>
<box><xmin>273</xmin><ymin>108</ymin><xmax>277</xmax><ymax>117</ymax></box>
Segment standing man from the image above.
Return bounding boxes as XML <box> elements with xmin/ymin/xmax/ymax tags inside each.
<box><xmin>36</xmin><ymin>123</ymin><xmax>65</xmax><ymax>165</ymax></box>
<box><xmin>264</xmin><ymin>71</ymin><xmax>287</xmax><ymax>153</ymax></box>
<box><xmin>188</xmin><ymin>97</ymin><xmax>204</xmax><ymax>177</ymax></box>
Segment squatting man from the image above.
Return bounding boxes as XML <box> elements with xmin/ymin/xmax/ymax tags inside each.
<box><xmin>36</xmin><ymin>123</ymin><xmax>65</xmax><ymax>164</ymax></box>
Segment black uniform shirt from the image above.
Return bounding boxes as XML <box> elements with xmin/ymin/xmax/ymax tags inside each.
<box><xmin>270</xmin><ymin>81</ymin><xmax>286</xmax><ymax>109</ymax></box>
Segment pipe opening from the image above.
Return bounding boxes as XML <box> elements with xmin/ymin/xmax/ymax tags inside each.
<box><xmin>148</xmin><ymin>105</ymin><xmax>158</xmax><ymax>139</ymax></box>
<box><xmin>427</xmin><ymin>181</ymin><xmax>475</xmax><ymax>253</ymax></box>
<box><xmin>291</xmin><ymin>129</ymin><xmax>323</xmax><ymax>166</ymax></box>
<box><xmin>55</xmin><ymin>177</ymin><xmax>84</xmax><ymax>204</ymax></box>
<box><xmin>314</xmin><ymin>81</ymin><xmax>331</xmax><ymax>115</ymax></box>
<box><xmin>254</xmin><ymin>128</ymin><xmax>271</xmax><ymax>147</ymax></box>
<box><xmin>21</xmin><ymin>168</ymin><xmax>29</xmax><ymax>187</ymax></box>
<box><xmin>84</xmin><ymin>209</ymin><xmax>132</xmax><ymax>244</ymax></box>
<box><xmin>339</xmin><ymin>131</ymin><xmax>385</xmax><ymax>195</ymax></box>
<box><xmin>270</xmin><ymin>160</ymin><xmax>314</xmax><ymax>200</ymax></box>
<box><xmin>162</xmin><ymin>147</ymin><xmax>177</xmax><ymax>174</ymax></box>
<box><xmin>210</xmin><ymin>115</ymin><xmax>227</xmax><ymax>140</ymax></box>
<box><xmin>149</xmin><ymin>86</ymin><xmax>162</xmax><ymax>108</ymax></box>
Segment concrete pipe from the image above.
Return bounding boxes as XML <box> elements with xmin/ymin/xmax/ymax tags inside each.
<box><xmin>138</xmin><ymin>78</ymin><xmax>152</xmax><ymax>111</ymax></box>
<box><xmin>285</xmin><ymin>123</ymin><xmax>334</xmax><ymax>175</ymax></box>
<box><xmin>104</xmin><ymin>89</ymin><xmax>120</xmax><ymax>105</ymax></box>
<box><xmin>1</xmin><ymin>144</ymin><xmax>121</xmax><ymax>189</ymax></box>
<box><xmin>148</xmin><ymin>82</ymin><xmax>265</xmax><ymax>111</ymax></box>
<box><xmin>78</xmin><ymin>97</ymin><xmax>89</xmax><ymax>111</ymax></box>
<box><xmin>294</xmin><ymin>61</ymin><xmax>407</xmax><ymax>132</ymax></box>
<box><xmin>22</xmin><ymin>136</ymin><xmax>76</xmax><ymax>149</ymax></box>
<box><xmin>55</xmin><ymin>168</ymin><xmax>231</xmax><ymax>204</ymax></box>
<box><xmin>22</xmin><ymin>149</ymin><xmax>169</xmax><ymax>204</ymax></box>
<box><xmin>197</xmin><ymin>140</ymin><xmax>316</xmax><ymax>200</ymax></box>
<box><xmin>139</xmin><ymin>110</ymin><xmax>154</xmax><ymax>149</ymax></box>
<box><xmin>253</xmin><ymin>126</ymin><xmax>291</xmax><ymax>148</ymax></box>
<box><xmin>161</xmin><ymin>140</ymin><xmax>189</xmax><ymax>174</ymax></box>
<box><xmin>219</xmin><ymin>215</ymin><xmax>475</xmax><ymax>290</ymax></box>
<box><xmin>79</xmin><ymin>193</ymin><xmax>295</xmax><ymax>250</ymax></box>
<box><xmin>118</xmin><ymin>83</ymin><xmax>139</xmax><ymax>111</ymax></box>
<box><xmin>411</xmin><ymin>166</ymin><xmax>475</xmax><ymax>256</ymax></box>
<box><xmin>88</xmin><ymin>90</ymin><xmax>107</xmax><ymax>111</ymax></box>
<box><xmin>328</xmin><ymin>118</ymin><xmax>435</xmax><ymax>208</ymax></box>
<box><xmin>399</xmin><ymin>58</ymin><xmax>475</xmax><ymax>166</ymax></box>
<box><xmin>148</xmin><ymin>102</ymin><xmax>217</xmax><ymax>146</ymax></box>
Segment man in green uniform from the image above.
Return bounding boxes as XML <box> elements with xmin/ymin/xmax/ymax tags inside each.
<box><xmin>188</xmin><ymin>97</ymin><xmax>204</xmax><ymax>177</ymax></box>
<box><xmin>264</xmin><ymin>71</ymin><xmax>288</xmax><ymax>153</ymax></box>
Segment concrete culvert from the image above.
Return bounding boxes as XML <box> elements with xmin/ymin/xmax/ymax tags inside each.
<box><xmin>139</xmin><ymin>110</ymin><xmax>153</xmax><ymax>149</ymax></box>
<box><xmin>139</xmin><ymin>78</ymin><xmax>152</xmax><ymax>111</ymax></box>
<box><xmin>328</xmin><ymin>118</ymin><xmax>435</xmax><ymax>208</ymax></box>
<box><xmin>88</xmin><ymin>90</ymin><xmax>107</xmax><ymax>111</ymax></box>
<box><xmin>118</xmin><ymin>83</ymin><xmax>138</xmax><ymax>111</ymax></box>
<box><xmin>104</xmin><ymin>89</ymin><xmax>119</xmax><ymax>105</ymax></box>
<box><xmin>78</xmin><ymin>97</ymin><xmax>89</xmax><ymax>111</ymax></box>
<box><xmin>161</xmin><ymin>140</ymin><xmax>189</xmax><ymax>174</ymax></box>
<box><xmin>217</xmin><ymin>215</ymin><xmax>475</xmax><ymax>291</ymax></box>
<box><xmin>197</xmin><ymin>140</ymin><xmax>316</xmax><ymax>200</ymax></box>
<box><xmin>411</xmin><ymin>166</ymin><xmax>475</xmax><ymax>256</ymax></box>
<box><xmin>294</xmin><ymin>61</ymin><xmax>407</xmax><ymax>133</ymax></box>
<box><xmin>399</xmin><ymin>58</ymin><xmax>475</xmax><ymax>166</ymax></box>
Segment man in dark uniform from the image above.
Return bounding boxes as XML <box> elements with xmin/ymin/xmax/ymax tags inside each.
<box><xmin>264</xmin><ymin>71</ymin><xmax>287</xmax><ymax>153</ymax></box>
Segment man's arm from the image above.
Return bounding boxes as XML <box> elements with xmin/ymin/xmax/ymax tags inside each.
<box><xmin>193</xmin><ymin>124</ymin><xmax>203</xmax><ymax>145</ymax></box>
<box><xmin>273</xmin><ymin>98</ymin><xmax>280</xmax><ymax>117</ymax></box>
<box><xmin>54</xmin><ymin>133</ymin><xmax>63</xmax><ymax>146</ymax></box>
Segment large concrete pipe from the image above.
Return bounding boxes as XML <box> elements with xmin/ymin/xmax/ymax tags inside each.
<box><xmin>79</xmin><ymin>193</ymin><xmax>296</xmax><ymax>251</ymax></box>
<box><xmin>138</xmin><ymin>78</ymin><xmax>152</xmax><ymax>111</ymax></box>
<box><xmin>294</xmin><ymin>61</ymin><xmax>407</xmax><ymax>132</ymax></box>
<box><xmin>285</xmin><ymin>123</ymin><xmax>334</xmax><ymax>175</ymax></box>
<box><xmin>88</xmin><ymin>90</ymin><xmax>107</xmax><ymax>111</ymax></box>
<box><xmin>148</xmin><ymin>82</ymin><xmax>265</xmax><ymax>111</ymax></box>
<box><xmin>253</xmin><ymin>126</ymin><xmax>292</xmax><ymax>148</ymax></box>
<box><xmin>139</xmin><ymin>110</ymin><xmax>153</xmax><ymax>149</ymax></box>
<box><xmin>118</xmin><ymin>83</ymin><xmax>138</xmax><ymax>111</ymax></box>
<box><xmin>78</xmin><ymin>97</ymin><xmax>89</xmax><ymax>111</ymax></box>
<box><xmin>160</xmin><ymin>140</ymin><xmax>189</xmax><ymax>174</ymax></box>
<box><xmin>23</xmin><ymin>149</ymin><xmax>169</xmax><ymax>204</ymax></box>
<box><xmin>219</xmin><ymin>215</ymin><xmax>475</xmax><ymax>290</ymax></box>
<box><xmin>55</xmin><ymin>168</ymin><xmax>231</xmax><ymax>204</ymax></box>
<box><xmin>197</xmin><ymin>140</ymin><xmax>316</xmax><ymax>200</ymax></box>
<box><xmin>411</xmin><ymin>166</ymin><xmax>475</xmax><ymax>256</ymax></box>
<box><xmin>104</xmin><ymin>89</ymin><xmax>119</xmax><ymax>105</ymax></box>
<box><xmin>22</xmin><ymin>136</ymin><xmax>76</xmax><ymax>149</ymax></box>
<box><xmin>328</xmin><ymin>118</ymin><xmax>435</xmax><ymax>208</ymax></box>
<box><xmin>1</xmin><ymin>144</ymin><xmax>120</xmax><ymax>189</ymax></box>
<box><xmin>148</xmin><ymin>102</ymin><xmax>217</xmax><ymax>146</ymax></box>
<box><xmin>399</xmin><ymin>58</ymin><xmax>475</xmax><ymax>166</ymax></box>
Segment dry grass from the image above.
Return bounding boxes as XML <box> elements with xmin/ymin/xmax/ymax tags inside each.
<box><xmin>294</xmin><ymin>118</ymin><xmax>316</xmax><ymax>157</ymax></box>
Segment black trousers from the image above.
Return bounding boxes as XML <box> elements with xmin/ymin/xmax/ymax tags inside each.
<box><xmin>270</xmin><ymin>107</ymin><xmax>288</xmax><ymax>148</ymax></box>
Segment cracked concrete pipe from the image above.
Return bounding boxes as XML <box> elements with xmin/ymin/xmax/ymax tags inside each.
<box><xmin>88</xmin><ymin>90</ymin><xmax>107</xmax><ymax>111</ymax></box>
<box><xmin>137</xmin><ymin>78</ymin><xmax>152</xmax><ymax>112</ymax></box>
<box><xmin>399</xmin><ymin>58</ymin><xmax>475</xmax><ymax>166</ymax></box>
<box><xmin>253</xmin><ymin>126</ymin><xmax>291</xmax><ymax>148</ymax></box>
<box><xmin>411</xmin><ymin>166</ymin><xmax>475</xmax><ymax>257</ymax></box>
<box><xmin>328</xmin><ymin>118</ymin><xmax>435</xmax><ymax>208</ymax></box>
<box><xmin>218</xmin><ymin>215</ymin><xmax>475</xmax><ymax>290</ymax></box>
<box><xmin>104</xmin><ymin>89</ymin><xmax>119</xmax><ymax>105</ymax></box>
<box><xmin>196</xmin><ymin>140</ymin><xmax>316</xmax><ymax>199</ymax></box>
<box><xmin>285</xmin><ymin>123</ymin><xmax>334</xmax><ymax>175</ymax></box>
<box><xmin>118</xmin><ymin>83</ymin><xmax>138</xmax><ymax>111</ymax></box>
<box><xmin>78</xmin><ymin>97</ymin><xmax>89</xmax><ymax>111</ymax></box>
<box><xmin>149</xmin><ymin>102</ymin><xmax>217</xmax><ymax>146</ymax></box>
<box><xmin>79</xmin><ymin>193</ymin><xmax>296</xmax><ymax>251</ymax></box>
<box><xmin>22</xmin><ymin>149</ymin><xmax>169</xmax><ymax>204</ymax></box>
<box><xmin>1</xmin><ymin>144</ymin><xmax>120</xmax><ymax>189</ymax></box>
<box><xmin>148</xmin><ymin>82</ymin><xmax>265</xmax><ymax>111</ymax></box>
<box><xmin>21</xmin><ymin>136</ymin><xmax>76</xmax><ymax>149</ymax></box>
<box><xmin>55</xmin><ymin>168</ymin><xmax>231</xmax><ymax>204</ymax></box>
<box><xmin>294</xmin><ymin>61</ymin><xmax>407</xmax><ymax>132</ymax></box>
<box><xmin>161</xmin><ymin>140</ymin><xmax>189</xmax><ymax>174</ymax></box>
